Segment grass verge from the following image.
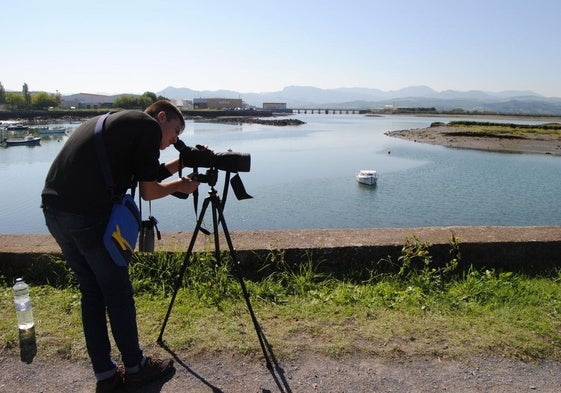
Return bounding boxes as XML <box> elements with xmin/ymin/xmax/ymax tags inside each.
<box><xmin>2</xmin><ymin>236</ymin><xmax>561</xmax><ymax>363</ymax></box>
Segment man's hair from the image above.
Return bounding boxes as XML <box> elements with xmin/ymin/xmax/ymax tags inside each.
<box><xmin>145</xmin><ymin>100</ymin><xmax>185</xmax><ymax>130</ymax></box>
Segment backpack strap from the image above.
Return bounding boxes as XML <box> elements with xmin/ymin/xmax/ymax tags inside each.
<box><xmin>93</xmin><ymin>113</ymin><xmax>115</xmax><ymax>200</ymax></box>
<box><xmin>93</xmin><ymin>113</ymin><xmax>137</xmax><ymax>201</ymax></box>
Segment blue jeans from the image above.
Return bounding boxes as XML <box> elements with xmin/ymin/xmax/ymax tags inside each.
<box><xmin>42</xmin><ymin>205</ymin><xmax>144</xmax><ymax>375</ymax></box>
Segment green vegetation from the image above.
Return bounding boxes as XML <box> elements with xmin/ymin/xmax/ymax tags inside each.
<box><xmin>4</xmin><ymin>90</ymin><xmax>61</xmax><ymax>110</ymax></box>
<box><xmin>432</xmin><ymin>120</ymin><xmax>561</xmax><ymax>137</ymax></box>
<box><xmin>2</xmin><ymin>238</ymin><xmax>561</xmax><ymax>363</ymax></box>
<box><xmin>112</xmin><ymin>92</ymin><xmax>169</xmax><ymax>109</ymax></box>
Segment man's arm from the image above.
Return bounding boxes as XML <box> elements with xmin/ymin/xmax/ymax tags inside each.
<box><xmin>140</xmin><ymin>176</ymin><xmax>199</xmax><ymax>201</ymax></box>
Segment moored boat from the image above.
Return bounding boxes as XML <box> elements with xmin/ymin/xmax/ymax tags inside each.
<box><xmin>3</xmin><ymin>135</ymin><xmax>41</xmax><ymax>146</ymax></box>
<box><xmin>6</xmin><ymin>124</ymin><xmax>30</xmax><ymax>131</ymax></box>
<box><xmin>356</xmin><ymin>169</ymin><xmax>377</xmax><ymax>185</ymax></box>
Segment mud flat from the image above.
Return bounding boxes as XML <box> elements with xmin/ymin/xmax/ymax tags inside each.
<box><xmin>386</xmin><ymin>122</ymin><xmax>561</xmax><ymax>155</ymax></box>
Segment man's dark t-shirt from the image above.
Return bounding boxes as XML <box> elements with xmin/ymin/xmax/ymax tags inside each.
<box><xmin>42</xmin><ymin>110</ymin><xmax>162</xmax><ymax>214</ymax></box>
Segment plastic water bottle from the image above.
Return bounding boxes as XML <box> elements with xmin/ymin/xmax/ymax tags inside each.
<box><xmin>13</xmin><ymin>278</ymin><xmax>34</xmax><ymax>329</ymax></box>
<box><xmin>13</xmin><ymin>278</ymin><xmax>37</xmax><ymax>363</ymax></box>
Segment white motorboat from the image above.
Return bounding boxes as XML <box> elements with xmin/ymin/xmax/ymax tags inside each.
<box><xmin>356</xmin><ymin>170</ymin><xmax>377</xmax><ymax>185</ymax></box>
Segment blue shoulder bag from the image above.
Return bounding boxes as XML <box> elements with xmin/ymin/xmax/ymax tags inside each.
<box><xmin>94</xmin><ymin>114</ymin><xmax>141</xmax><ymax>266</ymax></box>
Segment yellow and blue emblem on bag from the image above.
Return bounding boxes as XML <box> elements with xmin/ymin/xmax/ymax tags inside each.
<box><xmin>103</xmin><ymin>194</ymin><xmax>141</xmax><ymax>266</ymax></box>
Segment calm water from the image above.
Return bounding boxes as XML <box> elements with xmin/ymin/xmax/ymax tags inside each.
<box><xmin>1</xmin><ymin>114</ymin><xmax>560</xmax><ymax>234</ymax></box>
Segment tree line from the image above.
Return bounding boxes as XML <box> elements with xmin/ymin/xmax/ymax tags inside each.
<box><xmin>112</xmin><ymin>91</ymin><xmax>170</xmax><ymax>109</ymax></box>
<box><xmin>0</xmin><ymin>82</ymin><xmax>169</xmax><ymax>110</ymax></box>
<box><xmin>0</xmin><ymin>82</ymin><xmax>61</xmax><ymax>110</ymax></box>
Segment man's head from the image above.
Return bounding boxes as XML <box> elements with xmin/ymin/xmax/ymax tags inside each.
<box><xmin>145</xmin><ymin>100</ymin><xmax>185</xmax><ymax>149</ymax></box>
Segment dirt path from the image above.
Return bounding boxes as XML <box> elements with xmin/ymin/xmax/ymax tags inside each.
<box><xmin>2</xmin><ymin>347</ymin><xmax>561</xmax><ymax>392</ymax></box>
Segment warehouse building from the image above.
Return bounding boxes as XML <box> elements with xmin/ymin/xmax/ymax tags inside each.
<box><xmin>193</xmin><ymin>98</ymin><xmax>243</xmax><ymax>110</ymax></box>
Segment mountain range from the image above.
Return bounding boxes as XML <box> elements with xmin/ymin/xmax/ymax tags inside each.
<box><xmin>157</xmin><ymin>85</ymin><xmax>561</xmax><ymax>115</ymax></box>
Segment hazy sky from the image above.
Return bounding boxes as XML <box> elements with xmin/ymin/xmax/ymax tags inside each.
<box><xmin>3</xmin><ymin>0</ymin><xmax>560</xmax><ymax>97</ymax></box>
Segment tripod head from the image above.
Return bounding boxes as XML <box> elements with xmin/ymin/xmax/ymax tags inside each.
<box><xmin>190</xmin><ymin>168</ymin><xmax>219</xmax><ymax>187</ymax></box>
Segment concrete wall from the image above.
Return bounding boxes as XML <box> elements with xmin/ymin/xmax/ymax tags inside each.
<box><xmin>1</xmin><ymin>226</ymin><xmax>560</xmax><ymax>284</ymax></box>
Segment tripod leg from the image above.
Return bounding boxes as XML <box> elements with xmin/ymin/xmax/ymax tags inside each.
<box><xmin>210</xmin><ymin>194</ymin><xmax>221</xmax><ymax>264</ymax></box>
<box><xmin>158</xmin><ymin>195</ymin><xmax>212</xmax><ymax>344</ymax></box>
<box><xmin>211</xmin><ymin>195</ymin><xmax>273</xmax><ymax>370</ymax></box>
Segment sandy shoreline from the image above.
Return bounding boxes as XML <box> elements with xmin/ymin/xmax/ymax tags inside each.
<box><xmin>385</xmin><ymin>126</ymin><xmax>561</xmax><ymax>155</ymax></box>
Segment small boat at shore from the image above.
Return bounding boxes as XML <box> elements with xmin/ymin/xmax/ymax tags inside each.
<box><xmin>356</xmin><ymin>170</ymin><xmax>377</xmax><ymax>185</ymax></box>
<box><xmin>5</xmin><ymin>124</ymin><xmax>30</xmax><ymax>131</ymax></box>
<box><xmin>3</xmin><ymin>135</ymin><xmax>41</xmax><ymax>146</ymax></box>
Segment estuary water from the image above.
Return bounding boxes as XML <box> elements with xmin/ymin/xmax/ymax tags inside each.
<box><xmin>1</xmin><ymin>114</ymin><xmax>561</xmax><ymax>234</ymax></box>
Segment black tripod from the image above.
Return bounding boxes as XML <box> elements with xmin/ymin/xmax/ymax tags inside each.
<box><xmin>157</xmin><ymin>174</ymin><xmax>274</xmax><ymax>368</ymax></box>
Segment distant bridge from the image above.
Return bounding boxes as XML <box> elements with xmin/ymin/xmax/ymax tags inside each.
<box><xmin>291</xmin><ymin>108</ymin><xmax>368</xmax><ymax>115</ymax></box>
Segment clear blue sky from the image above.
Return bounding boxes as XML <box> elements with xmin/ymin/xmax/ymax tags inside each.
<box><xmin>3</xmin><ymin>0</ymin><xmax>561</xmax><ymax>97</ymax></box>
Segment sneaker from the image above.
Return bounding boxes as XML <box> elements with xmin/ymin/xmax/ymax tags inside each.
<box><xmin>95</xmin><ymin>369</ymin><xmax>124</xmax><ymax>393</ymax></box>
<box><xmin>124</xmin><ymin>356</ymin><xmax>174</xmax><ymax>391</ymax></box>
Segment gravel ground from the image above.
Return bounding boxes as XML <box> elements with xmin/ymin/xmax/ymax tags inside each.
<box><xmin>2</xmin><ymin>347</ymin><xmax>561</xmax><ymax>392</ymax></box>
